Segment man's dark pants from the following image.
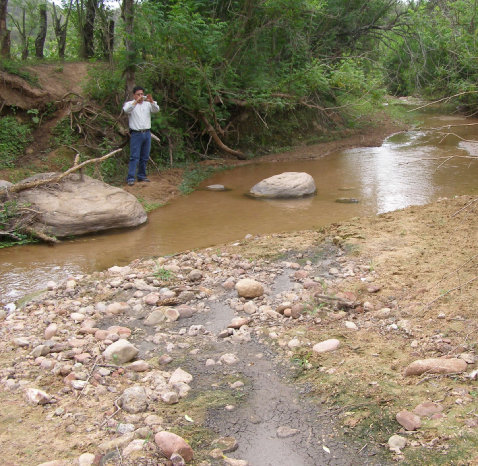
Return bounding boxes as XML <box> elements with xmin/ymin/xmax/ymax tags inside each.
<box><xmin>127</xmin><ymin>130</ymin><xmax>151</xmax><ymax>182</ymax></box>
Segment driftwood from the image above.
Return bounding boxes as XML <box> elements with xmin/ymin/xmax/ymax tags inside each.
<box><xmin>4</xmin><ymin>148</ymin><xmax>123</xmax><ymax>195</ymax></box>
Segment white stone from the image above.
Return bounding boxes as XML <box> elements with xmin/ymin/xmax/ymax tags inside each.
<box><xmin>312</xmin><ymin>339</ymin><xmax>341</xmax><ymax>353</ymax></box>
<box><xmin>250</xmin><ymin>172</ymin><xmax>316</xmax><ymax>198</ymax></box>
<box><xmin>169</xmin><ymin>367</ymin><xmax>193</xmax><ymax>385</ymax></box>
<box><xmin>103</xmin><ymin>339</ymin><xmax>139</xmax><ymax>364</ymax></box>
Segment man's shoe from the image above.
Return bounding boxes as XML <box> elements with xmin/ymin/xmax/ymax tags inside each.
<box><xmin>127</xmin><ymin>180</ymin><xmax>135</xmax><ymax>186</ymax></box>
<box><xmin>138</xmin><ymin>178</ymin><xmax>151</xmax><ymax>182</ymax></box>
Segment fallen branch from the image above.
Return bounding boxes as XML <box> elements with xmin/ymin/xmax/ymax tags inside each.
<box><xmin>452</xmin><ymin>197</ymin><xmax>478</xmax><ymax>217</ymax></box>
<box><xmin>200</xmin><ymin>114</ymin><xmax>246</xmax><ymax>160</ymax></box>
<box><xmin>5</xmin><ymin>148</ymin><xmax>123</xmax><ymax>195</ymax></box>
<box><xmin>418</xmin><ymin>276</ymin><xmax>478</xmax><ymax>313</ymax></box>
<box><xmin>407</xmin><ymin>91</ymin><xmax>478</xmax><ymax>112</ymax></box>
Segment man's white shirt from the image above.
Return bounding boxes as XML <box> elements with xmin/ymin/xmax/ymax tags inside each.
<box><xmin>123</xmin><ymin>100</ymin><xmax>160</xmax><ymax>130</ymax></box>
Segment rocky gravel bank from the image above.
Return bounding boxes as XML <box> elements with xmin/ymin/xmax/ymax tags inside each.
<box><xmin>1</xmin><ymin>196</ymin><xmax>477</xmax><ymax>465</ymax></box>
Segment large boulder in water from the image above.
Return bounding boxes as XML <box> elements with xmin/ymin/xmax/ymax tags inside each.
<box><xmin>250</xmin><ymin>172</ymin><xmax>316</xmax><ymax>198</ymax></box>
<box><xmin>17</xmin><ymin>173</ymin><xmax>147</xmax><ymax>237</ymax></box>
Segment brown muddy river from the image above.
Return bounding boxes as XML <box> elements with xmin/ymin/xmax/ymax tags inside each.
<box><xmin>2</xmin><ymin>108</ymin><xmax>478</xmax><ymax>302</ymax></box>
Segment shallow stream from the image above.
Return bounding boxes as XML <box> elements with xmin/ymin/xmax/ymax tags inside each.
<box><xmin>2</xmin><ymin>108</ymin><xmax>478</xmax><ymax>301</ymax></box>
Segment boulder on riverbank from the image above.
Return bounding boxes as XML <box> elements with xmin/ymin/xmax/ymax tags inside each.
<box><xmin>16</xmin><ymin>173</ymin><xmax>147</xmax><ymax>237</ymax></box>
<box><xmin>249</xmin><ymin>172</ymin><xmax>316</xmax><ymax>198</ymax></box>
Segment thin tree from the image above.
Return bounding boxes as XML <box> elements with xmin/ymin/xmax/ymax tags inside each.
<box><xmin>121</xmin><ymin>0</ymin><xmax>135</xmax><ymax>96</ymax></box>
<box><xmin>76</xmin><ymin>0</ymin><xmax>98</xmax><ymax>59</ymax></box>
<box><xmin>34</xmin><ymin>2</ymin><xmax>47</xmax><ymax>58</ymax></box>
<box><xmin>52</xmin><ymin>0</ymin><xmax>73</xmax><ymax>60</ymax></box>
<box><xmin>8</xmin><ymin>0</ymin><xmax>37</xmax><ymax>60</ymax></box>
<box><xmin>97</xmin><ymin>2</ymin><xmax>114</xmax><ymax>62</ymax></box>
<box><xmin>0</xmin><ymin>0</ymin><xmax>10</xmax><ymax>57</ymax></box>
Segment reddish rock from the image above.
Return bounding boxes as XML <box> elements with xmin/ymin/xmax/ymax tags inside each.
<box><xmin>404</xmin><ymin>358</ymin><xmax>467</xmax><ymax>376</ymax></box>
<box><xmin>228</xmin><ymin>317</ymin><xmax>250</xmax><ymax>329</ymax></box>
<box><xmin>44</xmin><ymin>323</ymin><xmax>58</xmax><ymax>339</ymax></box>
<box><xmin>290</xmin><ymin>303</ymin><xmax>304</xmax><ymax>319</ymax></box>
<box><xmin>413</xmin><ymin>401</ymin><xmax>444</xmax><ymax>418</ymax></box>
<box><xmin>293</xmin><ymin>270</ymin><xmax>309</xmax><ymax>280</ymax></box>
<box><xmin>74</xmin><ymin>353</ymin><xmax>92</xmax><ymax>363</ymax></box>
<box><xmin>155</xmin><ymin>431</ymin><xmax>194</xmax><ymax>462</ymax></box>
<box><xmin>108</xmin><ymin>326</ymin><xmax>132</xmax><ymax>338</ymax></box>
<box><xmin>176</xmin><ymin>305</ymin><xmax>196</xmax><ymax>319</ymax></box>
<box><xmin>396</xmin><ymin>410</ymin><xmax>421</xmax><ymax>431</ymax></box>
<box><xmin>95</xmin><ymin>330</ymin><xmax>109</xmax><ymax>341</ymax></box>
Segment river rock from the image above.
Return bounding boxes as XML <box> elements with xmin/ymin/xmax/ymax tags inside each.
<box><xmin>243</xmin><ymin>301</ymin><xmax>257</xmax><ymax>314</ymax></box>
<box><xmin>26</xmin><ymin>387</ymin><xmax>52</xmax><ymax>405</ymax></box>
<box><xmin>412</xmin><ymin>401</ymin><xmax>444</xmax><ymax>418</ymax></box>
<box><xmin>155</xmin><ymin>431</ymin><xmax>194</xmax><ymax>462</ymax></box>
<box><xmin>161</xmin><ymin>391</ymin><xmax>179</xmax><ymax>404</ymax></box>
<box><xmin>103</xmin><ymin>339</ymin><xmax>138</xmax><ymax>364</ymax></box>
<box><xmin>123</xmin><ymin>439</ymin><xmax>145</xmax><ymax>457</ymax></box>
<box><xmin>106</xmin><ymin>302</ymin><xmax>130</xmax><ymax>315</ymax></box>
<box><xmin>128</xmin><ymin>360</ymin><xmax>150</xmax><ymax>372</ymax></box>
<box><xmin>17</xmin><ymin>173</ymin><xmax>147</xmax><ymax>237</ymax></box>
<box><xmin>404</xmin><ymin>358</ymin><xmax>467</xmax><ymax>376</ymax></box>
<box><xmin>312</xmin><ymin>338</ymin><xmax>341</xmax><ymax>353</ymax></box>
<box><xmin>250</xmin><ymin>172</ymin><xmax>316</xmax><ymax>198</ymax></box>
<box><xmin>78</xmin><ymin>453</ymin><xmax>96</xmax><ymax>466</ymax></box>
<box><xmin>235</xmin><ymin>279</ymin><xmax>264</xmax><ymax>298</ymax></box>
<box><xmin>396</xmin><ymin>410</ymin><xmax>421</xmax><ymax>430</ymax></box>
<box><xmin>212</xmin><ymin>436</ymin><xmax>238</xmax><ymax>453</ymax></box>
<box><xmin>176</xmin><ymin>305</ymin><xmax>196</xmax><ymax>319</ymax></box>
<box><xmin>388</xmin><ymin>435</ymin><xmax>407</xmax><ymax>453</ymax></box>
<box><xmin>228</xmin><ymin>317</ymin><xmax>250</xmax><ymax>329</ymax></box>
<box><xmin>169</xmin><ymin>367</ymin><xmax>193</xmax><ymax>385</ymax></box>
<box><xmin>144</xmin><ymin>309</ymin><xmax>166</xmax><ymax>326</ymax></box>
<box><xmin>207</xmin><ymin>184</ymin><xmax>226</xmax><ymax>191</ymax></box>
<box><xmin>277</xmin><ymin>426</ymin><xmax>299</xmax><ymax>438</ymax></box>
<box><xmin>121</xmin><ymin>385</ymin><xmax>148</xmax><ymax>413</ymax></box>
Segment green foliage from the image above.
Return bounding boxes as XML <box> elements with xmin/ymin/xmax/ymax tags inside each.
<box><xmin>138</xmin><ymin>198</ymin><xmax>163</xmax><ymax>212</ymax></box>
<box><xmin>0</xmin><ymin>117</ymin><xmax>33</xmax><ymax>169</ymax></box>
<box><xmin>153</xmin><ymin>266</ymin><xmax>174</xmax><ymax>281</ymax></box>
<box><xmin>382</xmin><ymin>0</ymin><xmax>478</xmax><ymax>109</ymax></box>
<box><xmin>0</xmin><ymin>201</ymin><xmax>35</xmax><ymax>248</ymax></box>
<box><xmin>51</xmin><ymin>118</ymin><xmax>79</xmax><ymax>147</ymax></box>
<box><xmin>0</xmin><ymin>59</ymin><xmax>39</xmax><ymax>86</ymax></box>
<box><xmin>83</xmin><ymin>65</ymin><xmax>125</xmax><ymax>113</ymax></box>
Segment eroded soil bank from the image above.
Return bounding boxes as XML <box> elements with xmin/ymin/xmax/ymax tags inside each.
<box><xmin>1</xmin><ymin>193</ymin><xmax>477</xmax><ymax>465</ymax></box>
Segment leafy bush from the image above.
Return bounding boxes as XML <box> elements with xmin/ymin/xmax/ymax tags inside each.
<box><xmin>0</xmin><ymin>117</ymin><xmax>33</xmax><ymax>169</ymax></box>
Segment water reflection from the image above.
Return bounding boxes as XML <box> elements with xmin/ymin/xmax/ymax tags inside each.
<box><xmin>2</xmin><ymin>109</ymin><xmax>478</xmax><ymax>301</ymax></box>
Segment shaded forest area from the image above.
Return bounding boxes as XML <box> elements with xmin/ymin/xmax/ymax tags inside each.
<box><xmin>1</xmin><ymin>0</ymin><xmax>478</xmax><ymax>167</ymax></box>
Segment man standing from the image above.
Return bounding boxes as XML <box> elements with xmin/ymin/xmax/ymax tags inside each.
<box><xmin>123</xmin><ymin>86</ymin><xmax>160</xmax><ymax>186</ymax></box>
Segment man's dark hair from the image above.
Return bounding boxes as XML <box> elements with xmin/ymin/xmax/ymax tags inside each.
<box><xmin>132</xmin><ymin>86</ymin><xmax>145</xmax><ymax>94</ymax></box>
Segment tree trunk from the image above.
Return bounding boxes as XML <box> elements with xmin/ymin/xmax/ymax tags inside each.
<box><xmin>107</xmin><ymin>19</ymin><xmax>114</xmax><ymax>62</ymax></box>
<box><xmin>21</xmin><ymin>9</ymin><xmax>29</xmax><ymax>59</ymax></box>
<box><xmin>0</xmin><ymin>0</ymin><xmax>10</xmax><ymax>58</ymax></box>
<box><xmin>122</xmin><ymin>0</ymin><xmax>135</xmax><ymax>96</ymax></box>
<box><xmin>83</xmin><ymin>0</ymin><xmax>96</xmax><ymax>58</ymax></box>
<box><xmin>52</xmin><ymin>1</ymin><xmax>72</xmax><ymax>60</ymax></box>
<box><xmin>34</xmin><ymin>3</ymin><xmax>47</xmax><ymax>58</ymax></box>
